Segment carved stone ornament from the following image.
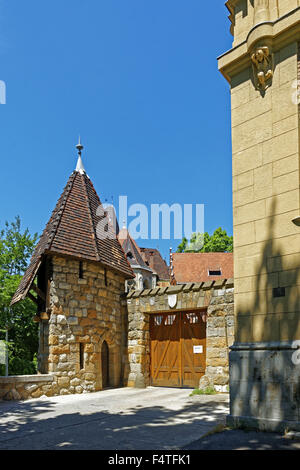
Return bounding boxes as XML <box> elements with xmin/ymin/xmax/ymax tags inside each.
<box><xmin>251</xmin><ymin>46</ymin><xmax>273</xmax><ymax>92</ymax></box>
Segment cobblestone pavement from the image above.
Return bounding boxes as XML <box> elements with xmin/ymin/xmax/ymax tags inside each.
<box><xmin>0</xmin><ymin>387</ymin><xmax>229</xmax><ymax>450</ymax></box>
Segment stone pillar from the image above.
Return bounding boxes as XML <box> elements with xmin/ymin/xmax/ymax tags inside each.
<box><xmin>126</xmin><ymin>298</ymin><xmax>150</xmax><ymax>388</ymax></box>
<box><xmin>200</xmin><ymin>287</ymin><xmax>235</xmax><ymax>392</ymax></box>
<box><xmin>219</xmin><ymin>5</ymin><xmax>300</xmax><ymax>431</ymax></box>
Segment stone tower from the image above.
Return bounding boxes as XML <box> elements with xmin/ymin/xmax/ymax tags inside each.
<box><xmin>11</xmin><ymin>142</ymin><xmax>134</xmax><ymax>396</ymax></box>
<box><xmin>219</xmin><ymin>2</ymin><xmax>300</xmax><ymax>430</ymax></box>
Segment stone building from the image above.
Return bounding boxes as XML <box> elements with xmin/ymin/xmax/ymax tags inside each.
<box><xmin>139</xmin><ymin>247</ymin><xmax>170</xmax><ymax>287</ymax></box>
<box><xmin>219</xmin><ymin>1</ymin><xmax>300</xmax><ymax>431</ymax></box>
<box><xmin>118</xmin><ymin>226</ymin><xmax>157</xmax><ymax>291</ymax></box>
<box><xmin>9</xmin><ymin>141</ymin><xmax>134</xmax><ymax>398</ymax></box>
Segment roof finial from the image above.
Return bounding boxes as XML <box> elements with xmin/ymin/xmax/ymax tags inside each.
<box><xmin>75</xmin><ymin>136</ymin><xmax>86</xmax><ymax>174</ymax></box>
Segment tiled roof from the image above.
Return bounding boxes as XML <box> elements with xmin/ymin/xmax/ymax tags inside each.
<box><xmin>11</xmin><ymin>171</ymin><xmax>134</xmax><ymax>305</ymax></box>
<box><xmin>118</xmin><ymin>228</ymin><xmax>151</xmax><ymax>271</ymax></box>
<box><xmin>172</xmin><ymin>252</ymin><xmax>233</xmax><ymax>284</ymax></box>
<box><xmin>139</xmin><ymin>247</ymin><xmax>169</xmax><ymax>280</ymax></box>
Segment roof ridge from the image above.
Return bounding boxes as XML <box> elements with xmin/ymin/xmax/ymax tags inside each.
<box><xmin>46</xmin><ymin>172</ymin><xmax>77</xmax><ymax>252</ymax></box>
<box><xmin>82</xmin><ymin>173</ymin><xmax>101</xmax><ymax>262</ymax></box>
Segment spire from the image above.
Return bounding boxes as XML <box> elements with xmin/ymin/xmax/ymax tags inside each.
<box><xmin>75</xmin><ymin>136</ymin><xmax>86</xmax><ymax>174</ymax></box>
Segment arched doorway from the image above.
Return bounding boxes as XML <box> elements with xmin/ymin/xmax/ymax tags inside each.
<box><xmin>101</xmin><ymin>341</ymin><xmax>109</xmax><ymax>388</ymax></box>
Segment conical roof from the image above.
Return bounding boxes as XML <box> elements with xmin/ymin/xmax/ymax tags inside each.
<box><xmin>11</xmin><ymin>167</ymin><xmax>134</xmax><ymax>305</ymax></box>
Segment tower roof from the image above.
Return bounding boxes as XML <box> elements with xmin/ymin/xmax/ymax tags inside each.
<box><xmin>118</xmin><ymin>227</ymin><xmax>152</xmax><ymax>272</ymax></box>
<box><xmin>11</xmin><ymin>162</ymin><xmax>134</xmax><ymax>305</ymax></box>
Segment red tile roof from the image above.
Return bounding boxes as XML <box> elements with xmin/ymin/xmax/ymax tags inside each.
<box><xmin>172</xmin><ymin>252</ymin><xmax>233</xmax><ymax>284</ymax></box>
<box><xmin>11</xmin><ymin>171</ymin><xmax>134</xmax><ymax>305</ymax></box>
<box><xmin>139</xmin><ymin>247</ymin><xmax>170</xmax><ymax>280</ymax></box>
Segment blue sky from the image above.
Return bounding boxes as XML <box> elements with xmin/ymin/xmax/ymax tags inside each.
<box><xmin>0</xmin><ymin>0</ymin><xmax>233</xmax><ymax>262</ymax></box>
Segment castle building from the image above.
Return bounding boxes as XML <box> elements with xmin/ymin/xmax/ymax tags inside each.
<box><xmin>219</xmin><ymin>1</ymin><xmax>300</xmax><ymax>431</ymax></box>
<box><xmin>139</xmin><ymin>247</ymin><xmax>170</xmax><ymax>286</ymax></box>
<box><xmin>118</xmin><ymin>226</ymin><xmax>156</xmax><ymax>291</ymax></box>
<box><xmin>10</xmin><ymin>141</ymin><xmax>134</xmax><ymax>395</ymax></box>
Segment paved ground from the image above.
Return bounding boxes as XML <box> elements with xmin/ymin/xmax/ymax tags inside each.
<box><xmin>184</xmin><ymin>428</ymin><xmax>300</xmax><ymax>450</ymax></box>
<box><xmin>0</xmin><ymin>387</ymin><xmax>229</xmax><ymax>450</ymax></box>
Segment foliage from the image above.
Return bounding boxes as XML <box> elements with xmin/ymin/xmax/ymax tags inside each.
<box><xmin>176</xmin><ymin>237</ymin><xmax>188</xmax><ymax>253</ymax></box>
<box><xmin>176</xmin><ymin>228</ymin><xmax>233</xmax><ymax>253</ymax></box>
<box><xmin>0</xmin><ymin>217</ymin><xmax>39</xmax><ymax>375</ymax></box>
<box><xmin>190</xmin><ymin>387</ymin><xmax>217</xmax><ymax>396</ymax></box>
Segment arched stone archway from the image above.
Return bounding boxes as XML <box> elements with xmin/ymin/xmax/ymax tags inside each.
<box><xmin>97</xmin><ymin>333</ymin><xmax>122</xmax><ymax>389</ymax></box>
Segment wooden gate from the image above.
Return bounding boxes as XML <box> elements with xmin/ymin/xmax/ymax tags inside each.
<box><xmin>150</xmin><ymin>311</ymin><xmax>206</xmax><ymax>388</ymax></box>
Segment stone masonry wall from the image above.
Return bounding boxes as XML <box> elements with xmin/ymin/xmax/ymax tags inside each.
<box><xmin>0</xmin><ymin>375</ymin><xmax>54</xmax><ymax>401</ymax></box>
<box><xmin>126</xmin><ymin>279</ymin><xmax>234</xmax><ymax>390</ymax></box>
<box><xmin>39</xmin><ymin>255</ymin><xmax>127</xmax><ymax>396</ymax></box>
<box><xmin>202</xmin><ymin>287</ymin><xmax>234</xmax><ymax>392</ymax></box>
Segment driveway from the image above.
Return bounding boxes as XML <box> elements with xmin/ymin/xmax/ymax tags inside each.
<box><xmin>0</xmin><ymin>387</ymin><xmax>229</xmax><ymax>450</ymax></box>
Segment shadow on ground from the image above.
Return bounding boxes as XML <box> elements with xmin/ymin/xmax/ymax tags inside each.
<box><xmin>183</xmin><ymin>428</ymin><xmax>300</xmax><ymax>450</ymax></box>
<box><xmin>0</xmin><ymin>393</ymin><xmax>228</xmax><ymax>450</ymax></box>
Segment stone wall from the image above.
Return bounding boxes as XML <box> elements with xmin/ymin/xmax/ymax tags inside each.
<box><xmin>39</xmin><ymin>255</ymin><xmax>127</xmax><ymax>396</ymax></box>
<box><xmin>125</xmin><ymin>279</ymin><xmax>234</xmax><ymax>390</ymax></box>
<box><xmin>0</xmin><ymin>375</ymin><xmax>54</xmax><ymax>400</ymax></box>
<box><xmin>203</xmin><ymin>287</ymin><xmax>234</xmax><ymax>392</ymax></box>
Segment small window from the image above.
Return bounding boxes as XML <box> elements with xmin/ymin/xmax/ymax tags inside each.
<box><xmin>208</xmin><ymin>269</ymin><xmax>222</xmax><ymax>276</ymax></box>
<box><xmin>104</xmin><ymin>268</ymin><xmax>108</xmax><ymax>287</ymax></box>
<box><xmin>154</xmin><ymin>315</ymin><xmax>163</xmax><ymax>326</ymax></box>
<box><xmin>186</xmin><ymin>313</ymin><xmax>199</xmax><ymax>324</ymax></box>
<box><xmin>165</xmin><ymin>315</ymin><xmax>176</xmax><ymax>326</ymax></box>
<box><xmin>79</xmin><ymin>343</ymin><xmax>84</xmax><ymax>369</ymax></box>
<box><xmin>273</xmin><ymin>287</ymin><xmax>285</xmax><ymax>298</ymax></box>
<box><xmin>127</xmin><ymin>251</ymin><xmax>133</xmax><ymax>259</ymax></box>
<box><xmin>79</xmin><ymin>261</ymin><xmax>84</xmax><ymax>279</ymax></box>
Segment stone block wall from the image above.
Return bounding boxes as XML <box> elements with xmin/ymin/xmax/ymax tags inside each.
<box><xmin>203</xmin><ymin>287</ymin><xmax>234</xmax><ymax>391</ymax></box>
<box><xmin>126</xmin><ymin>280</ymin><xmax>234</xmax><ymax>391</ymax></box>
<box><xmin>0</xmin><ymin>375</ymin><xmax>54</xmax><ymax>400</ymax></box>
<box><xmin>39</xmin><ymin>255</ymin><xmax>127</xmax><ymax>396</ymax></box>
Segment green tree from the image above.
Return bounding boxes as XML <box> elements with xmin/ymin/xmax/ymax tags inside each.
<box><xmin>176</xmin><ymin>237</ymin><xmax>188</xmax><ymax>253</ymax></box>
<box><xmin>176</xmin><ymin>227</ymin><xmax>233</xmax><ymax>253</ymax></box>
<box><xmin>0</xmin><ymin>217</ymin><xmax>39</xmax><ymax>375</ymax></box>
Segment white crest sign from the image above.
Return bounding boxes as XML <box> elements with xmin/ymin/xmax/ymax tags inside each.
<box><xmin>168</xmin><ymin>294</ymin><xmax>177</xmax><ymax>309</ymax></box>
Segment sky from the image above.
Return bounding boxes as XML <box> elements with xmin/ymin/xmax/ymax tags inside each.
<box><xmin>0</xmin><ymin>0</ymin><xmax>233</xmax><ymax>262</ymax></box>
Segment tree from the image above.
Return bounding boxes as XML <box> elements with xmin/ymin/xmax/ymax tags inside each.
<box><xmin>0</xmin><ymin>217</ymin><xmax>39</xmax><ymax>375</ymax></box>
<box><xmin>176</xmin><ymin>237</ymin><xmax>188</xmax><ymax>253</ymax></box>
<box><xmin>176</xmin><ymin>227</ymin><xmax>233</xmax><ymax>253</ymax></box>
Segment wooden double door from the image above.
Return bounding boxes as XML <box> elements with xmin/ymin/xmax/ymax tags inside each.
<box><xmin>150</xmin><ymin>311</ymin><xmax>206</xmax><ymax>388</ymax></box>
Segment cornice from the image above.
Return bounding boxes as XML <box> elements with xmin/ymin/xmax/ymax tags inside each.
<box><xmin>218</xmin><ymin>6</ymin><xmax>300</xmax><ymax>84</ymax></box>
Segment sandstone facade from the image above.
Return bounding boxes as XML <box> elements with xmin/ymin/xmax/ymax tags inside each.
<box><xmin>219</xmin><ymin>2</ymin><xmax>300</xmax><ymax>430</ymax></box>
